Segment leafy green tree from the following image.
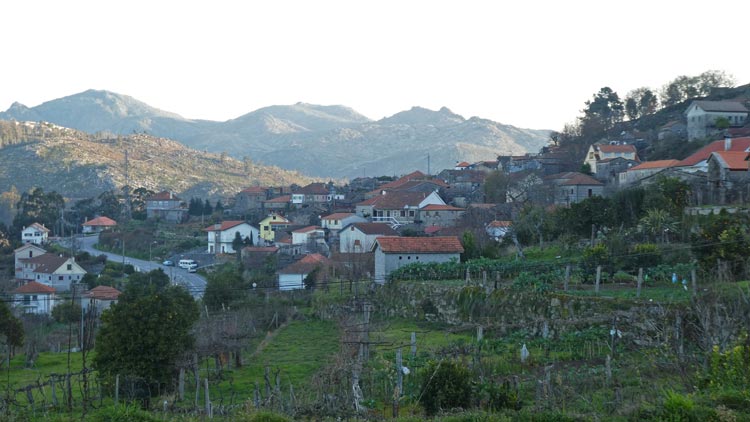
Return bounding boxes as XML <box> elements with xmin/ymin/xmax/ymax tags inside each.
<box><xmin>554</xmin><ymin>196</ymin><xmax>614</xmax><ymax>238</ymax></box>
<box><xmin>419</xmin><ymin>360</ymin><xmax>472</xmax><ymax>416</ymax></box>
<box><xmin>0</xmin><ymin>301</ymin><xmax>24</xmax><ymax>357</ymax></box>
<box><xmin>483</xmin><ymin>170</ymin><xmax>509</xmax><ymax>203</ymax></box>
<box><xmin>94</xmin><ymin>270</ymin><xmax>199</xmax><ymax>391</ymax></box>
<box><xmin>714</xmin><ymin>116</ymin><xmax>731</xmax><ymax>130</ymax></box>
<box><xmin>660</xmin><ymin>70</ymin><xmax>735</xmax><ymax>107</ymax></box>
<box><xmin>52</xmin><ymin>301</ymin><xmax>82</xmax><ymax>324</ymax></box>
<box><xmin>203</xmin><ymin>266</ymin><xmax>247</xmax><ymax>311</ymax></box>
<box><xmin>580</xmin><ymin>87</ymin><xmax>624</xmax><ymax>135</ymax></box>
<box><xmin>203</xmin><ymin>199</ymin><xmax>213</xmax><ymax>216</ymax></box>
<box><xmin>461</xmin><ymin>231</ymin><xmax>480</xmax><ymax>261</ymax></box>
<box><xmin>215</xmin><ymin>200</ymin><xmax>224</xmax><ymax>213</ymax></box>
<box><xmin>514</xmin><ymin>205</ymin><xmax>552</xmax><ymax>248</ymax></box>
<box><xmin>130</xmin><ymin>187</ymin><xmax>155</xmax><ymax>220</ymax></box>
<box><xmin>639</xmin><ymin>209</ymin><xmax>678</xmax><ymax>243</ymax></box>
<box><xmin>13</xmin><ymin>187</ymin><xmax>65</xmax><ymax>235</ymax></box>
<box><xmin>625</xmin><ymin>87</ymin><xmax>659</xmax><ymax>120</ymax></box>
<box><xmin>232</xmin><ymin>231</ymin><xmax>243</xmax><ymax>261</ymax></box>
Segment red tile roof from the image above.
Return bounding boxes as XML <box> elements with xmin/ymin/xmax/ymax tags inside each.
<box><xmin>487</xmin><ymin>220</ymin><xmax>512</xmax><ymax>228</ymax></box>
<box><xmin>240</xmin><ymin>186</ymin><xmax>267</xmax><ymax>194</ymax></box>
<box><xmin>278</xmin><ymin>253</ymin><xmax>332</xmax><ymax>274</ymax></box>
<box><xmin>456</xmin><ymin>161</ymin><xmax>470</xmax><ymax>167</ymax></box>
<box><xmin>627</xmin><ymin>160</ymin><xmax>680</xmax><ymax>171</ymax></box>
<box><xmin>322</xmin><ymin>212</ymin><xmax>355</xmax><ymax>220</ymax></box>
<box><xmin>348</xmin><ymin>222</ymin><xmax>399</xmax><ymax>236</ymax></box>
<box><xmin>677</xmin><ymin>137</ymin><xmax>750</xmax><ymax>167</ymax></box>
<box><xmin>203</xmin><ymin>221</ymin><xmax>247</xmax><ymax>232</ymax></box>
<box><xmin>264</xmin><ymin>195</ymin><xmax>291</xmax><ymax>203</ymax></box>
<box><xmin>423</xmin><ymin>225</ymin><xmax>443</xmax><ymax>235</ymax></box>
<box><xmin>296</xmin><ymin>182</ymin><xmax>330</xmax><ymax>195</ymax></box>
<box><xmin>85</xmin><ymin>285</ymin><xmax>121</xmax><ymax>300</ymax></box>
<box><xmin>710</xmin><ymin>151</ymin><xmax>750</xmax><ymax>171</ymax></box>
<box><xmin>420</xmin><ymin>204</ymin><xmax>464</xmax><ymax>211</ymax></box>
<box><xmin>597</xmin><ymin>144</ymin><xmax>637</xmax><ymax>154</ymax></box>
<box><xmin>146</xmin><ymin>191</ymin><xmax>181</xmax><ymax>201</ymax></box>
<box><xmin>292</xmin><ymin>225</ymin><xmax>322</xmax><ymax>234</ymax></box>
<box><xmin>560</xmin><ymin>174</ymin><xmax>603</xmax><ymax>186</ymax></box>
<box><xmin>358</xmin><ymin>191</ymin><xmax>435</xmax><ymax>209</ymax></box>
<box><xmin>82</xmin><ymin>216</ymin><xmax>117</xmax><ymax>227</ymax></box>
<box><xmin>14</xmin><ymin>281</ymin><xmax>56</xmax><ymax>294</ymax></box>
<box><xmin>375</xmin><ymin>236</ymin><xmax>464</xmax><ymax>253</ymax></box>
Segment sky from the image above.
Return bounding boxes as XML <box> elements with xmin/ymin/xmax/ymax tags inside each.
<box><xmin>2</xmin><ymin>0</ymin><xmax>750</xmax><ymax>131</ymax></box>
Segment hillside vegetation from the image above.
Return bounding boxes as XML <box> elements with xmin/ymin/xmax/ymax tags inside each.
<box><xmin>0</xmin><ymin>120</ymin><xmax>312</xmax><ymax>200</ymax></box>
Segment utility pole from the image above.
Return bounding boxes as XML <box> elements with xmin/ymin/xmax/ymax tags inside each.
<box><xmin>122</xmin><ymin>148</ymin><xmax>132</xmax><ymax>221</ymax></box>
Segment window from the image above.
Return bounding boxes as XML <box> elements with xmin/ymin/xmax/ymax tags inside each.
<box><xmin>32</xmin><ymin>295</ymin><xmax>37</xmax><ymax>301</ymax></box>
<box><xmin>588</xmin><ymin>188</ymin><xmax>593</xmax><ymax>197</ymax></box>
<box><xmin>67</xmin><ymin>264</ymin><xmax>72</xmax><ymax>270</ymax></box>
<box><xmin>409</xmin><ymin>210</ymin><xmax>415</xmax><ymax>217</ymax></box>
<box><xmin>23</xmin><ymin>295</ymin><xmax>31</xmax><ymax>305</ymax></box>
<box><xmin>416</xmin><ymin>256</ymin><xmax>419</xmax><ymax>260</ymax></box>
<box><xmin>399</xmin><ymin>256</ymin><xmax>402</xmax><ymax>260</ymax></box>
<box><xmin>400</xmin><ymin>210</ymin><xmax>406</xmax><ymax>217</ymax></box>
<box><xmin>59</xmin><ymin>276</ymin><xmax>64</xmax><ymax>281</ymax></box>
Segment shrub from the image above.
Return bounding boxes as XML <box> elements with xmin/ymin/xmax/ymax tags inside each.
<box><xmin>419</xmin><ymin>360</ymin><xmax>472</xmax><ymax>416</ymax></box>
<box><xmin>51</xmin><ymin>301</ymin><xmax>82</xmax><ymax>324</ymax></box>
<box><xmin>235</xmin><ymin>411</ymin><xmax>292</xmax><ymax>422</ymax></box>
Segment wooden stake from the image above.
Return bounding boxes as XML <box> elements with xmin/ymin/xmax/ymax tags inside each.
<box><xmin>595</xmin><ymin>266</ymin><xmax>602</xmax><ymax>293</ymax></box>
<box><xmin>637</xmin><ymin>268</ymin><xmax>643</xmax><ymax>298</ymax></box>
<box><xmin>564</xmin><ymin>265</ymin><xmax>570</xmax><ymax>291</ymax></box>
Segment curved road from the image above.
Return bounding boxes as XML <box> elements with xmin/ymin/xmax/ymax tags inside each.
<box><xmin>76</xmin><ymin>234</ymin><xmax>206</xmax><ymax>298</ymax></box>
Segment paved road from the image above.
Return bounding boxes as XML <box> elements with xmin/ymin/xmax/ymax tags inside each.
<box><xmin>76</xmin><ymin>234</ymin><xmax>206</xmax><ymax>298</ymax></box>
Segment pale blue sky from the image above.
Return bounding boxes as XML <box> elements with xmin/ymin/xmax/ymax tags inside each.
<box><xmin>2</xmin><ymin>0</ymin><xmax>749</xmax><ymax>130</ymax></box>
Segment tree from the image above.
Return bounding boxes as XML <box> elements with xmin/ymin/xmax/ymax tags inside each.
<box><xmin>52</xmin><ymin>301</ymin><xmax>82</xmax><ymax>324</ymax></box>
<box><xmin>660</xmin><ymin>70</ymin><xmax>736</xmax><ymax>107</ymax></box>
<box><xmin>13</xmin><ymin>187</ymin><xmax>65</xmax><ymax>235</ymax></box>
<box><xmin>580</xmin><ymin>87</ymin><xmax>624</xmax><ymax>135</ymax></box>
<box><xmin>638</xmin><ymin>209</ymin><xmax>678</xmax><ymax>243</ymax></box>
<box><xmin>624</xmin><ymin>87</ymin><xmax>659</xmax><ymax>120</ymax></box>
<box><xmin>0</xmin><ymin>301</ymin><xmax>24</xmax><ymax>357</ymax></box>
<box><xmin>483</xmin><ymin>170</ymin><xmax>509</xmax><ymax>203</ymax></box>
<box><xmin>130</xmin><ymin>187</ymin><xmax>155</xmax><ymax>220</ymax></box>
<box><xmin>232</xmin><ymin>231</ymin><xmax>243</xmax><ymax>261</ymax></box>
<box><xmin>188</xmin><ymin>197</ymin><xmax>203</xmax><ymax>216</ymax></box>
<box><xmin>203</xmin><ymin>199</ymin><xmax>213</xmax><ymax>216</ymax></box>
<box><xmin>203</xmin><ymin>266</ymin><xmax>247</xmax><ymax>311</ymax></box>
<box><xmin>215</xmin><ymin>200</ymin><xmax>224</xmax><ymax>213</ymax></box>
<box><xmin>94</xmin><ymin>270</ymin><xmax>199</xmax><ymax>392</ymax></box>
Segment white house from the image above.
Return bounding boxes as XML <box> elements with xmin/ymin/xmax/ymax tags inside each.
<box><xmin>83</xmin><ymin>285</ymin><xmax>122</xmax><ymax>314</ymax></box>
<box><xmin>291</xmin><ymin>226</ymin><xmax>325</xmax><ymax>246</ymax></box>
<box><xmin>13</xmin><ymin>281</ymin><xmax>57</xmax><ymax>315</ymax></box>
<box><xmin>277</xmin><ymin>253</ymin><xmax>332</xmax><ymax>291</ymax></box>
<box><xmin>339</xmin><ymin>222</ymin><xmax>398</xmax><ymax>253</ymax></box>
<box><xmin>355</xmin><ymin>191</ymin><xmax>446</xmax><ymax>226</ymax></box>
<box><xmin>583</xmin><ymin>144</ymin><xmax>639</xmax><ymax>174</ymax></box>
<box><xmin>203</xmin><ymin>221</ymin><xmax>259</xmax><ymax>254</ymax></box>
<box><xmin>486</xmin><ymin>220</ymin><xmax>512</xmax><ymax>241</ymax></box>
<box><xmin>373</xmin><ymin>236</ymin><xmax>464</xmax><ymax>283</ymax></box>
<box><xmin>21</xmin><ymin>223</ymin><xmax>50</xmax><ymax>245</ymax></box>
<box><xmin>16</xmin><ymin>253</ymin><xmax>87</xmax><ymax>291</ymax></box>
<box><xmin>14</xmin><ymin>244</ymin><xmax>47</xmax><ymax>278</ymax></box>
<box><xmin>320</xmin><ymin>213</ymin><xmax>366</xmax><ymax>232</ymax></box>
<box><xmin>685</xmin><ymin>100</ymin><xmax>749</xmax><ymax>140</ymax></box>
<box><xmin>82</xmin><ymin>216</ymin><xmax>117</xmax><ymax>233</ymax></box>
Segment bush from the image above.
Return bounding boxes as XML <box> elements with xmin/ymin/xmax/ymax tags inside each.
<box><xmin>611</xmin><ymin>271</ymin><xmax>634</xmax><ymax>283</ymax></box>
<box><xmin>235</xmin><ymin>411</ymin><xmax>292</xmax><ymax>422</ymax></box>
<box><xmin>419</xmin><ymin>360</ymin><xmax>472</xmax><ymax>416</ymax></box>
<box><xmin>51</xmin><ymin>301</ymin><xmax>82</xmax><ymax>324</ymax></box>
<box><xmin>89</xmin><ymin>405</ymin><xmax>161</xmax><ymax>422</ymax></box>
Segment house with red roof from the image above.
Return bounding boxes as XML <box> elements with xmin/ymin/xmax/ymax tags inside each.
<box><xmin>583</xmin><ymin>144</ymin><xmax>639</xmax><ymax>174</ymax></box>
<box><xmin>454</xmin><ymin>161</ymin><xmax>471</xmax><ymax>170</ymax></box>
<box><xmin>419</xmin><ymin>204</ymin><xmax>465</xmax><ymax>227</ymax></box>
<box><xmin>619</xmin><ymin>160</ymin><xmax>680</xmax><ymax>186</ymax></box>
<box><xmin>234</xmin><ymin>186</ymin><xmax>269</xmax><ymax>212</ymax></box>
<box><xmin>292</xmin><ymin>183</ymin><xmax>331</xmax><ymax>205</ymax></box>
<box><xmin>544</xmin><ymin>172</ymin><xmax>604</xmax><ymax>205</ymax></box>
<box><xmin>291</xmin><ymin>226</ymin><xmax>325</xmax><ymax>246</ymax></box>
<box><xmin>373</xmin><ymin>236</ymin><xmax>464</xmax><ymax>283</ymax></box>
<box><xmin>14</xmin><ymin>244</ymin><xmax>47</xmax><ymax>277</ymax></box>
<box><xmin>486</xmin><ymin>220</ymin><xmax>512</xmax><ymax>241</ymax></box>
<box><xmin>356</xmin><ymin>191</ymin><xmax>446</xmax><ymax>227</ymax></box>
<box><xmin>16</xmin><ymin>253</ymin><xmax>87</xmax><ymax>292</ymax></box>
<box><xmin>277</xmin><ymin>253</ymin><xmax>334</xmax><ymax>291</ymax></box>
<box><xmin>363</xmin><ymin>171</ymin><xmax>448</xmax><ymax>199</ymax></box>
<box><xmin>145</xmin><ymin>191</ymin><xmax>187</xmax><ymax>223</ymax></box>
<box><xmin>263</xmin><ymin>195</ymin><xmax>291</xmax><ymax>212</ymax></box>
<box><xmin>707</xmin><ymin>151</ymin><xmax>750</xmax><ymax>204</ymax></box>
<box><xmin>320</xmin><ymin>212</ymin><xmax>367</xmax><ymax>231</ymax></box>
<box><xmin>339</xmin><ymin>222</ymin><xmax>398</xmax><ymax>253</ymax></box>
<box><xmin>21</xmin><ymin>222</ymin><xmax>50</xmax><ymax>245</ymax></box>
<box><xmin>259</xmin><ymin>213</ymin><xmax>292</xmax><ymax>243</ymax></box>
<box><xmin>675</xmin><ymin>137</ymin><xmax>750</xmax><ymax>173</ymax></box>
<box><xmin>203</xmin><ymin>221</ymin><xmax>259</xmax><ymax>254</ymax></box>
<box><xmin>686</xmin><ymin>100</ymin><xmax>748</xmax><ymax>140</ymax></box>
<box><xmin>83</xmin><ymin>285</ymin><xmax>122</xmax><ymax>313</ymax></box>
<box><xmin>13</xmin><ymin>281</ymin><xmax>57</xmax><ymax>315</ymax></box>
<box><xmin>82</xmin><ymin>216</ymin><xmax>117</xmax><ymax>234</ymax></box>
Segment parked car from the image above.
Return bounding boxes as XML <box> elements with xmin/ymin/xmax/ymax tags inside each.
<box><xmin>162</xmin><ymin>260</ymin><xmax>174</xmax><ymax>266</ymax></box>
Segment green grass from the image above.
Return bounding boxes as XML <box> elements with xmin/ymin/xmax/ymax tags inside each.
<box><xmin>4</xmin><ymin>350</ymin><xmax>90</xmax><ymax>387</ymax></box>
<box><xmin>206</xmin><ymin>318</ymin><xmax>340</xmax><ymax>399</ymax></box>
<box><xmin>558</xmin><ymin>283</ymin><xmax>692</xmax><ymax>303</ymax></box>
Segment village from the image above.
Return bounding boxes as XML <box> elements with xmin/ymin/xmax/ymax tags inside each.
<box><xmin>2</xmin><ymin>96</ymin><xmax>750</xmax><ymax>421</ymax></box>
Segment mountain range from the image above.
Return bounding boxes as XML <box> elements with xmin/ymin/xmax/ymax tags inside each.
<box><xmin>0</xmin><ymin>90</ymin><xmax>551</xmax><ymax>179</ymax></box>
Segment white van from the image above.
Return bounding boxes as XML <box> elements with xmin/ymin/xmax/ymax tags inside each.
<box><xmin>178</xmin><ymin>259</ymin><xmax>196</xmax><ymax>269</ymax></box>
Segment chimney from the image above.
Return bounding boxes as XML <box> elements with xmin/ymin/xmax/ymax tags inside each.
<box><xmin>725</xmin><ymin>135</ymin><xmax>732</xmax><ymax>151</ymax></box>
